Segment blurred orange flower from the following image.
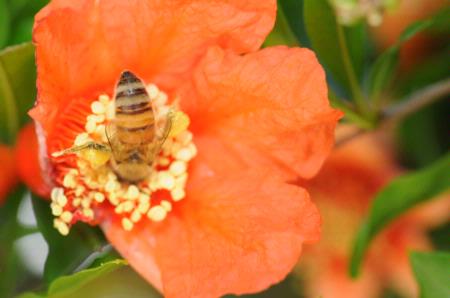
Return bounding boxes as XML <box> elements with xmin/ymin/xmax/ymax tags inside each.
<box><xmin>372</xmin><ymin>0</ymin><xmax>447</xmax><ymax>69</ymax></box>
<box><xmin>28</xmin><ymin>0</ymin><xmax>341</xmax><ymax>297</ymax></box>
<box><xmin>298</xmin><ymin>127</ymin><xmax>450</xmax><ymax>298</ymax></box>
<box><xmin>0</xmin><ymin>144</ymin><xmax>18</xmax><ymax>205</ymax></box>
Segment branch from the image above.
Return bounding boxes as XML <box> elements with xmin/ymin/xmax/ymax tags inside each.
<box><xmin>382</xmin><ymin>78</ymin><xmax>450</xmax><ymax>124</ymax></box>
<box><xmin>336</xmin><ymin>78</ymin><xmax>450</xmax><ymax>147</ymax></box>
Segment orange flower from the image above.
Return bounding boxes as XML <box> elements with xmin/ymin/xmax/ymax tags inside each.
<box><xmin>15</xmin><ymin>123</ymin><xmax>51</xmax><ymax>198</ymax></box>
<box><xmin>0</xmin><ymin>144</ymin><xmax>18</xmax><ymax>205</ymax></box>
<box><xmin>29</xmin><ymin>0</ymin><xmax>341</xmax><ymax>297</ymax></box>
<box><xmin>298</xmin><ymin>127</ymin><xmax>450</xmax><ymax>298</ymax></box>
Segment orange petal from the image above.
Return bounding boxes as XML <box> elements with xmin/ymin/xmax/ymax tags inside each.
<box><xmin>15</xmin><ymin>123</ymin><xmax>51</xmax><ymax>198</ymax></box>
<box><xmin>180</xmin><ymin>46</ymin><xmax>342</xmax><ymax>180</ymax></box>
<box><xmin>31</xmin><ymin>0</ymin><xmax>276</xmax><ymax>140</ymax></box>
<box><xmin>305</xmin><ymin>126</ymin><xmax>400</xmax><ymax>209</ymax></box>
<box><xmin>103</xmin><ymin>163</ymin><xmax>320</xmax><ymax>297</ymax></box>
<box><xmin>0</xmin><ymin>145</ymin><xmax>18</xmax><ymax>205</ymax></box>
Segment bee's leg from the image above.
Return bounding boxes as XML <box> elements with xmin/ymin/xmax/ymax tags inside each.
<box><xmin>51</xmin><ymin>142</ymin><xmax>111</xmax><ymax>157</ymax></box>
<box><xmin>53</xmin><ymin>142</ymin><xmax>112</xmax><ymax>168</ymax></box>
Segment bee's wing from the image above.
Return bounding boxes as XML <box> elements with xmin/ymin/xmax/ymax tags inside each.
<box><xmin>144</xmin><ymin>110</ymin><xmax>174</xmax><ymax>161</ymax></box>
<box><xmin>156</xmin><ymin>108</ymin><xmax>174</xmax><ymax>146</ymax></box>
<box><xmin>105</xmin><ymin>123</ymin><xmax>120</xmax><ymax>159</ymax></box>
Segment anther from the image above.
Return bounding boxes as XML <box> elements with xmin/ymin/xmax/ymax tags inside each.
<box><xmin>91</xmin><ymin>101</ymin><xmax>106</xmax><ymax>114</ymax></box>
<box><xmin>161</xmin><ymin>200</ymin><xmax>172</xmax><ymax>212</ymax></box>
<box><xmin>157</xmin><ymin>172</ymin><xmax>176</xmax><ymax>190</ymax></box>
<box><xmin>93</xmin><ymin>192</ymin><xmax>105</xmax><ymax>203</ymax></box>
<box><xmin>122</xmin><ymin>218</ymin><xmax>134</xmax><ymax>231</ymax></box>
<box><xmin>61</xmin><ymin>211</ymin><xmax>73</xmax><ymax>223</ymax></box>
<box><xmin>169</xmin><ymin>161</ymin><xmax>187</xmax><ymax>176</ymax></box>
<box><xmin>147</xmin><ymin>206</ymin><xmax>167</xmax><ymax>222</ymax></box>
<box><xmin>126</xmin><ymin>185</ymin><xmax>140</xmax><ymax>200</ymax></box>
<box><xmin>54</xmin><ymin>219</ymin><xmax>69</xmax><ymax>236</ymax></box>
<box><xmin>171</xmin><ymin>188</ymin><xmax>186</xmax><ymax>201</ymax></box>
<box><xmin>51</xmin><ymin>203</ymin><xmax>63</xmax><ymax>216</ymax></box>
<box><xmin>146</xmin><ymin>84</ymin><xmax>159</xmax><ymax>99</ymax></box>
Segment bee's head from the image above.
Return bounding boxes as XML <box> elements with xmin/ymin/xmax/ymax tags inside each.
<box><xmin>119</xmin><ymin>70</ymin><xmax>139</xmax><ymax>83</ymax></box>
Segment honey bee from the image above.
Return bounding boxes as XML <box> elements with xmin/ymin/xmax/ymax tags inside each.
<box><xmin>54</xmin><ymin>70</ymin><xmax>173</xmax><ymax>183</ymax></box>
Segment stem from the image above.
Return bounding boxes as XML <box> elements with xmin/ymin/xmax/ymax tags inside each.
<box><xmin>336</xmin><ymin>25</ymin><xmax>368</xmax><ymax>114</ymax></box>
<box><xmin>381</xmin><ymin>78</ymin><xmax>450</xmax><ymax>123</ymax></box>
<box><xmin>336</xmin><ymin>78</ymin><xmax>450</xmax><ymax>147</ymax></box>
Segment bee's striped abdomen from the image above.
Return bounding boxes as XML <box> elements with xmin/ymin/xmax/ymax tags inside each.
<box><xmin>114</xmin><ymin>71</ymin><xmax>156</xmax><ymax>144</ymax></box>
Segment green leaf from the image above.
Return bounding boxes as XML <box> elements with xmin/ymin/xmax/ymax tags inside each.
<box><xmin>19</xmin><ymin>260</ymin><xmax>162</xmax><ymax>298</ymax></box>
<box><xmin>16</xmin><ymin>293</ymin><xmax>44</xmax><ymax>298</ymax></box>
<box><xmin>7</xmin><ymin>0</ymin><xmax>48</xmax><ymax>21</ymax></box>
<box><xmin>304</xmin><ymin>0</ymin><xmax>366</xmax><ymax>108</ymax></box>
<box><xmin>47</xmin><ymin>260</ymin><xmax>126</xmax><ymax>296</ymax></box>
<box><xmin>0</xmin><ymin>1</ymin><xmax>11</xmax><ymax>48</ymax></box>
<box><xmin>429</xmin><ymin>221</ymin><xmax>450</xmax><ymax>251</ymax></box>
<box><xmin>367</xmin><ymin>8</ymin><xmax>450</xmax><ymax>102</ymax></box>
<box><xmin>31</xmin><ymin>195</ymin><xmax>108</xmax><ymax>285</ymax></box>
<box><xmin>278</xmin><ymin>0</ymin><xmax>310</xmax><ymax>46</ymax></box>
<box><xmin>350</xmin><ymin>153</ymin><xmax>450</xmax><ymax>277</ymax></box>
<box><xmin>264</xmin><ymin>2</ymin><xmax>299</xmax><ymax>47</ymax></box>
<box><xmin>410</xmin><ymin>251</ymin><xmax>450</xmax><ymax>298</ymax></box>
<box><xmin>0</xmin><ymin>42</ymin><xmax>36</xmax><ymax>144</ymax></box>
<box><xmin>397</xmin><ymin>100</ymin><xmax>450</xmax><ymax>168</ymax></box>
<box><xmin>395</xmin><ymin>46</ymin><xmax>450</xmax><ymax>97</ymax></box>
<box><xmin>0</xmin><ymin>186</ymin><xmax>25</xmax><ymax>298</ymax></box>
<box><xmin>9</xmin><ymin>17</ymin><xmax>34</xmax><ymax>45</ymax></box>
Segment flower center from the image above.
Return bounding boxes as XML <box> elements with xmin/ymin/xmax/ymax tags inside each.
<box><xmin>50</xmin><ymin>84</ymin><xmax>196</xmax><ymax>235</ymax></box>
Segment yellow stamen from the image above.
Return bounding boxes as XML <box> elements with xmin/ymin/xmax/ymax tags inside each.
<box><xmin>171</xmin><ymin>188</ymin><xmax>186</xmax><ymax>202</ymax></box>
<box><xmin>54</xmin><ymin>219</ymin><xmax>69</xmax><ymax>236</ymax></box>
<box><xmin>160</xmin><ymin>200</ymin><xmax>172</xmax><ymax>212</ymax></box>
<box><xmin>60</xmin><ymin>211</ymin><xmax>73</xmax><ymax>223</ymax></box>
<box><xmin>131</xmin><ymin>210</ymin><xmax>142</xmax><ymax>223</ymax></box>
<box><xmin>146</xmin><ymin>84</ymin><xmax>159</xmax><ymax>99</ymax></box>
<box><xmin>147</xmin><ymin>206</ymin><xmax>167</xmax><ymax>222</ymax></box>
<box><xmin>126</xmin><ymin>185</ymin><xmax>140</xmax><ymax>200</ymax></box>
<box><xmin>91</xmin><ymin>101</ymin><xmax>106</xmax><ymax>114</ymax></box>
<box><xmin>169</xmin><ymin>160</ymin><xmax>187</xmax><ymax>177</ymax></box>
<box><xmin>63</xmin><ymin>173</ymin><xmax>77</xmax><ymax>189</ymax></box>
<box><xmin>169</xmin><ymin>111</ymin><xmax>190</xmax><ymax>137</ymax></box>
<box><xmin>51</xmin><ymin>203</ymin><xmax>63</xmax><ymax>216</ymax></box>
<box><xmin>122</xmin><ymin>218</ymin><xmax>134</xmax><ymax>231</ymax></box>
<box><xmin>93</xmin><ymin>192</ymin><xmax>105</xmax><ymax>203</ymax></box>
<box><xmin>157</xmin><ymin>172</ymin><xmax>175</xmax><ymax>190</ymax></box>
<box><xmin>85</xmin><ymin>120</ymin><xmax>97</xmax><ymax>133</ymax></box>
<box><xmin>82</xmin><ymin>208</ymin><xmax>94</xmax><ymax>219</ymax></box>
<box><xmin>50</xmin><ymin>83</ymin><xmax>196</xmax><ymax>235</ymax></box>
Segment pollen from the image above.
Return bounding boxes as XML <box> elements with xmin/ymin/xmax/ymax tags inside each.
<box><xmin>122</xmin><ymin>218</ymin><xmax>134</xmax><ymax>231</ymax></box>
<box><xmin>54</xmin><ymin>219</ymin><xmax>70</xmax><ymax>236</ymax></box>
<box><xmin>91</xmin><ymin>101</ymin><xmax>105</xmax><ymax>114</ymax></box>
<box><xmin>61</xmin><ymin>211</ymin><xmax>73</xmax><ymax>223</ymax></box>
<box><xmin>49</xmin><ymin>83</ymin><xmax>196</xmax><ymax>235</ymax></box>
<box><xmin>147</xmin><ymin>205</ymin><xmax>167</xmax><ymax>222</ymax></box>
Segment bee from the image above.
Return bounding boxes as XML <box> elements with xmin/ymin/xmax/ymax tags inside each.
<box><xmin>54</xmin><ymin>70</ymin><xmax>173</xmax><ymax>183</ymax></box>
